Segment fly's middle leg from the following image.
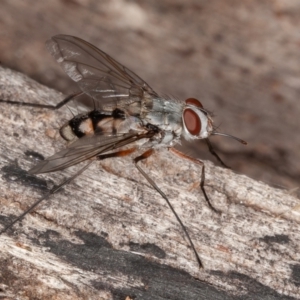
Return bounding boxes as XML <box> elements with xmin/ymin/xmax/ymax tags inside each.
<box><xmin>134</xmin><ymin>149</ymin><xmax>203</xmax><ymax>268</ymax></box>
<box><xmin>96</xmin><ymin>148</ymin><xmax>137</xmax><ymax>161</ymax></box>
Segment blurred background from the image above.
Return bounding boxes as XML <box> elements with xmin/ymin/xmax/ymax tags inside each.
<box><xmin>1</xmin><ymin>0</ymin><xmax>300</xmax><ymax>193</ymax></box>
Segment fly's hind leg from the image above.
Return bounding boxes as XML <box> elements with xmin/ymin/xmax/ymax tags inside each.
<box><xmin>1</xmin><ymin>148</ymin><xmax>137</xmax><ymax>234</ymax></box>
<box><xmin>0</xmin><ymin>91</ymin><xmax>83</xmax><ymax>110</ymax></box>
<box><xmin>169</xmin><ymin>147</ymin><xmax>221</xmax><ymax>214</ymax></box>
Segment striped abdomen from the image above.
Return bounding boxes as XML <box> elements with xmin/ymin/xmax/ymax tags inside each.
<box><xmin>60</xmin><ymin>108</ymin><xmax>127</xmax><ymax>141</ymax></box>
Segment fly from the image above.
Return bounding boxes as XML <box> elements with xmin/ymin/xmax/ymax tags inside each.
<box><xmin>0</xmin><ymin>35</ymin><xmax>246</xmax><ymax>268</ymax></box>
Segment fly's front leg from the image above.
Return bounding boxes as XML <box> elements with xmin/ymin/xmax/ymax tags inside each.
<box><xmin>0</xmin><ymin>91</ymin><xmax>83</xmax><ymax>110</ymax></box>
<box><xmin>169</xmin><ymin>147</ymin><xmax>221</xmax><ymax>214</ymax></box>
<box><xmin>205</xmin><ymin>138</ymin><xmax>230</xmax><ymax>169</ymax></box>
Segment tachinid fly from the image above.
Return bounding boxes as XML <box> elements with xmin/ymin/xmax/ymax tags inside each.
<box><xmin>0</xmin><ymin>35</ymin><xmax>246</xmax><ymax>268</ymax></box>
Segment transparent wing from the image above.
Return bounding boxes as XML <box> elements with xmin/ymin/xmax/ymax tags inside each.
<box><xmin>46</xmin><ymin>34</ymin><xmax>158</xmax><ymax>108</ymax></box>
<box><xmin>28</xmin><ymin>131</ymin><xmax>154</xmax><ymax>174</ymax></box>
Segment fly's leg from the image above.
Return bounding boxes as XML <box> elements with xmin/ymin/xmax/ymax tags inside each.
<box><xmin>169</xmin><ymin>147</ymin><xmax>221</xmax><ymax>214</ymax></box>
<box><xmin>0</xmin><ymin>91</ymin><xmax>83</xmax><ymax>110</ymax></box>
<box><xmin>96</xmin><ymin>148</ymin><xmax>136</xmax><ymax>160</ymax></box>
<box><xmin>0</xmin><ymin>160</ymin><xmax>93</xmax><ymax>234</ymax></box>
<box><xmin>205</xmin><ymin>138</ymin><xmax>230</xmax><ymax>169</ymax></box>
<box><xmin>134</xmin><ymin>149</ymin><xmax>203</xmax><ymax>268</ymax></box>
<box><xmin>0</xmin><ymin>148</ymin><xmax>138</xmax><ymax>234</ymax></box>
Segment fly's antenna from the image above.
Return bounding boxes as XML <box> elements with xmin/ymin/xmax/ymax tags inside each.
<box><xmin>211</xmin><ymin>132</ymin><xmax>247</xmax><ymax>145</ymax></box>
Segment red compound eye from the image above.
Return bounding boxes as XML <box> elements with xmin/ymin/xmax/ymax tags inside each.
<box><xmin>183</xmin><ymin>108</ymin><xmax>201</xmax><ymax>136</ymax></box>
<box><xmin>185</xmin><ymin>98</ymin><xmax>203</xmax><ymax>108</ymax></box>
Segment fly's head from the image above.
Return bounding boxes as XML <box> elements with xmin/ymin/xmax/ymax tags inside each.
<box><xmin>182</xmin><ymin>98</ymin><xmax>214</xmax><ymax>141</ymax></box>
<box><xmin>182</xmin><ymin>97</ymin><xmax>247</xmax><ymax>145</ymax></box>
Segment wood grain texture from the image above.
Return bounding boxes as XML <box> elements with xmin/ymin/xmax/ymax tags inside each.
<box><xmin>0</xmin><ymin>68</ymin><xmax>299</xmax><ymax>299</ymax></box>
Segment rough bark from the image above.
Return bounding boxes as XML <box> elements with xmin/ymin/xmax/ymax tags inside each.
<box><xmin>2</xmin><ymin>0</ymin><xmax>300</xmax><ymax>194</ymax></box>
<box><xmin>0</xmin><ymin>68</ymin><xmax>299</xmax><ymax>299</ymax></box>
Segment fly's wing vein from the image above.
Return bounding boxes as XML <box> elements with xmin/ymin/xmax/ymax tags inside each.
<box><xmin>46</xmin><ymin>35</ymin><xmax>158</xmax><ymax>108</ymax></box>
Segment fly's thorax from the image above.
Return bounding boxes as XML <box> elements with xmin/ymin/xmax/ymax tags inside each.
<box><xmin>59</xmin><ymin>108</ymin><xmax>132</xmax><ymax>141</ymax></box>
<box><xmin>181</xmin><ymin>98</ymin><xmax>214</xmax><ymax>141</ymax></box>
<box><xmin>140</xmin><ymin>96</ymin><xmax>183</xmax><ymax>137</ymax></box>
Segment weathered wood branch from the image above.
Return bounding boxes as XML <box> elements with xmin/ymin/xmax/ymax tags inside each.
<box><xmin>0</xmin><ymin>67</ymin><xmax>299</xmax><ymax>299</ymax></box>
